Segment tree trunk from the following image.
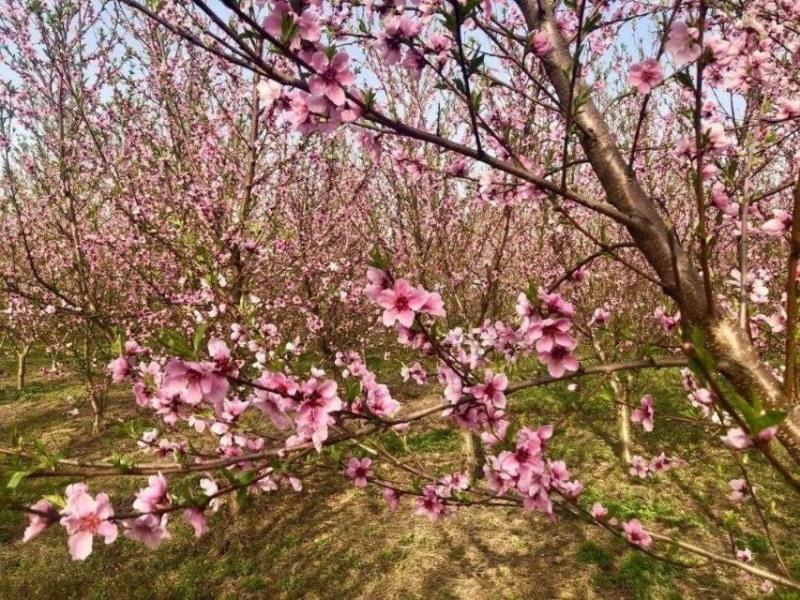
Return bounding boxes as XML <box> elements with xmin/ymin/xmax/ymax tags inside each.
<box><xmin>16</xmin><ymin>343</ymin><xmax>31</xmax><ymax>391</ymax></box>
<box><xmin>609</xmin><ymin>374</ymin><xmax>632</xmax><ymax>463</ymax></box>
<box><xmin>516</xmin><ymin>0</ymin><xmax>800</xmax><ymax>466</ymax></box>
<box><xmin>88</xmin><ymin>386</ymin><xmax>106</xmax><ymax>434</ymax></box>
<box><xmin>461</xmin><ymin>430</ymin><xmax>485</xmax><ymax>481</ymax></box>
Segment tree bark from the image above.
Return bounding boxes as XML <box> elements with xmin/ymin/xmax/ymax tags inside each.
<box><xmin>88</xmin><ymin>385</ymin><xmax>106</xmax><ymax>435</ymax></box>
<box><xmin>609</xmin><ymin>374</ymin><xmax>632</xmax><ymax>463</ymax></box>
<box><xmin>460</xmin><ymin>429</ymin><xmax>485</xmax><ymax>481</ymax></box>
<box><xmin>515</xmin><ymin>0</ymin><xmax>800</xmax><ymax>464</ymax></box>
<box><xmin>16</xmin><ymin>343</ymin><xmax>31</xmax><ymax>391</ymax></box>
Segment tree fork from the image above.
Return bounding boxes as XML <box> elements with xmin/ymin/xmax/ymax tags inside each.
<box><xmin>515</xmin><ymin>0</ymin><xmax>800</xmax><ymax>464</ymax></box>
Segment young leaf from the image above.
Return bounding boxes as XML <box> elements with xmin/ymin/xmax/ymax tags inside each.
<box><xmin>193</xmin><ymin>322</ymin><xmax>209</xmax><ymax>356</ymax></box>
<box><xmin>7</xmin><ymin>470</ymin><xmax>30</xmax><ymax>490</ymax></box>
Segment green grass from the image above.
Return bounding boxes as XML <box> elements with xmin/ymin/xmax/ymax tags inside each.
<box><xmin>576</xmin><ymin>541</ymin><xmax>615</xmax><ymax>569</ymax></box>
<box><xmin>0</xmin><ymin>353</ymin><xmax>798</xmax><ymax>598</ymax></box>
<box><xmin>592</xmin><ymin>551</ymin><xmax>684</xmax><ymax>600</ymax></box>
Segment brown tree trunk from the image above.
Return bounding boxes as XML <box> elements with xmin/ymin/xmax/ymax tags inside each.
<box><xmin>461</xmin><ymin>429</ymin><xmax>485</xmax><ymax>481</ymax></box>
<box><xmin>609</xmin><ymin>374</ymin><xmax>632</xmax><ymax>463</ymax></box>
<box><xmin>89</xmin><ymin>386</ymin><xmax>106</xmax><ymax>435</ymax></box>
<box><xmin>17</xmin><ymin>343</ymin><xmax>31</xmax><ymax>391</ymax></box>
<box><xmin>516</xmin><ymin>0</ymin><xmax>800</xmax><ymax>465</ymax></box>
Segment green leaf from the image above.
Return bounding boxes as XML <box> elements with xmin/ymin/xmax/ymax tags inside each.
<box><xmin>193</xmin><ymin>322</ymin><xmax>209</xmax><ymax>357</ymax></box>
<box><xmin>468</xmin><ymin>52</ymin><xmax>485</xmax><ymax>75</ymax></box>
<box><xmin>111</xmin><ymin>334</ymin><xmax>123</xmax><ymax>357</ymax></box>
<box><xmin>111</xmin><ymin>453</ymin><xmax>136</xmax><ymax>472</ymax></box>
<box><xmin>157</xmin><ymin>329</ymin><xmax>193</xmax><ymax>359</ymax></box>
<box><xmin>674</xmin><ymin>71</ymin><xmax>694</xmax><ymax>90</ymax></box>
<box><xmin>470</xmin><ymin>90</ymin><xmax>482</xmax><ymax>112</ymax></box>
<box><xmin>690</xmin><ymin>327</ymin><xmax>716</xmax><ymax>370</ymax></box>
<box><xmin>7</xmin><ymin>470</ymin><xmax>30</xmax><ymax>490</ymax></box>
<box><xmin>750</xmin><ymin>410</ymin><xmax>787</xmax><ymax>434</ymax></box>
<box><xmin>368</xmin><ymin>246</ymin><xmax>388</xmax><ymax>270</ymax></box>
<box><xmin>280</xmin><ymin>14</ymin><xmax>298</xmax><ymax>45</ymax></box>
<box><xmin>44</xmin><ymin>494</ymin><xmax>66</xmax><ymax>510</ymax></box>
<box><xmin>220</xmin><ymin>468</ymin><xmax>240</xmax><ymax>487</ymax></box>
<box><xmin>583</xmin><ymin>13</ymin><xmax>603</xmax><ymax>34</ymax></box>
<box><xmin>345</xmin><ymin>380</ymin><xmax>362</xmax><ymax>403</ymax></box>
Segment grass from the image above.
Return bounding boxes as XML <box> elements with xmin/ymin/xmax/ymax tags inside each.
<box><xmin>0</xmin><ymin>354</ymin><xmax>798</xmax><ymax>598</ymax></box>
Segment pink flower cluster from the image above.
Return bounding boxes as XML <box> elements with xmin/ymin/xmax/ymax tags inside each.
<box><xmin>366</xmin><ymin>269</ymin><xmax>446</xmax><ymax>327</ymax></box>
<box><xmin>628</xmin><ymin>58</ymin><xmax>663</xmax><ymax>94</ymax></box>
<box><xmin>631</xmin><ymin>394</ymin><xmax>655</xmax><ymax>432</ymax></box>
<box><xmin>629</xmin><ymin>453</ymin><xmax>685</xmax><ymax>479</ymax></box>
<box><xmin>413</xmin><ymin>472</ymin><xmax>470</xmax><ymax>521</ymax></box>
<box><xmin>665</xmin><ymin>21</ymin><xmax>701</xmax><ymax>67</ymax></box>
<box><xmin>443</xmin><ymin>368</ymin><xmax>510</xmax><ymax>445</ymax></box>
<box><xmin>517</xmin><ymin>289</ymin><xmax>579</xmax><ymax>378</ymax></box>
<box><xmin>23</xmin><ymin>484</ymin><xmax>117</xmax><ymax>561</ymax></box>
<box><xmin>483</xmin><ymin>426</ymin><xmax>582</xmax><ymax>516</ymax></box>
<box><xmin>335</xmin><ymin>351</ymin><xmax>401</xmax><ymax>418</ymax></box>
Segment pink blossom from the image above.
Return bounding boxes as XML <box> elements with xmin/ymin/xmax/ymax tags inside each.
<box><xmin>364</xmin><ymin>267</ymin><xmax>390</xmax><ymax>300</ymax></box>
<box><xmin>414</xmin><ymin>485</ymin><xmax>446</xmax><ymax>520</ymax></box>
<box><xmin>590</xmin><ymin>502</ymin><xmax>608</xmax><ymax>519</ymax></box>
<box><xmin>23</xmin><ymin>499</ymin><xmax>57</xmax><ymax>542</ymax></box>
<box><xmin>376</xmin><ymin>15</ymin><xmax>421</xmax><ymax>65</ymax></box>
<box><xmin>208</xmin><ymin>337</ymin><xmax>233</xmax><ymax>372</ymax></box>
<box><xmin>262</xmin><ymin>2</ymin><xmax>320</xmax><ymax>48</ymax></box>
<box><xmin>253</xmin><ymin>371</ymin><xmax>298</xmax><ymax>430</ymax></box>
<box><xmin>108</xmin><ymin>356</ymin><xmax>130</xmax><ymax>383</ymax></box>
<box><xmin>162</xmin><ymin>359</ymin><xmax>229</xmax><ymax>406</ymax></box>
<box><xmin>400</xmin><ymin>362</ymin><xmax>428</xmax><ymax>385</ymax></box>
<box><xmin>721</xmin><ymin>427</ymin><xmax>753</xmax><ymax>449</ymax></box>
<box><xmin>757</xmin><ymin>426</ymin><xmax>777</xmax><ymax>443</ymax></box>
<box><xmin>776</xmin><ymin>99</ymin><xmax>800</xmax><ymax>121</ymax></box>
<box><xmin>526</xmin><ymin>317</ymin><xmax>575</xmax><ymax>353</ymax></box>
<box><xmin>628</xmin><ymin>58</ymin><xmax>663</xmax><ymax>93</ymax></box>
<box><xmin>711</xmin><ymin>183</ymin><xmax>738</xmax><ymax>217</ymax></box>
<box><xmin>308</xmin><ymin>52</ymin><xmax>354</xmax><ymax>107</ymax></box>
<box><xmin>469</xmin><ymin>369</ymin><xmax>508</xmax><ymax>409</ymax></box>
<box><xmin>689</xmin><ymin>387</ymin><xmax>715</xmax><ymax>417</ymax></box>
<box><xmin>419</xmin><ymin>291</ymin><xmax>446</xmax><ymax>318</ymax></box>
<box><xmin>152</xmin><ymin>391</ymin><xmax>188</xmax><ymax>425</ymax></box>
<box><xmin>629</xmin><ymin>455</ymin><xmax>650</xmax><ymax>478</ymax></box>
<box><xmin>736</xmin><ymin>547</ymin><xmax>753</xmax><ymax>563</ymax></box>
<box><xmin>428</xmin><ymin>33</ymin><xmax>452</xmax><ymax>65</ymax></box>
<box><xmin>622</xmin><ymin>519</ymin><xmax>652</xmax><ymax>548</ymax></box>
<box><xmin>292</xmin><ymin>377</ymin><xmax>342</xmax><ymax>451</ymax></box>
<box><xmin>538</xmin><ymin>289</ymin><xmax>575</xmax><ymax>317</ymax></box>
<box><xmin>123</xmin><ymin>514</ymin><xmax>170</xmax><ymax>549</ymax></box>
<box><xmin>530</xmin><ymin>30</ymin><xmax>552</xmax><ymax>56</ymax></box>
<box><xmin>588</xmin><ymin>307</ymin><xmax>610</xmax><ymax>326</ymax></box>
<box><xmin>402</xmin><ymin>48</ymin><xmax>426</xmax><ymax>79</ymax></box>
<box><xmin>184</xmin><ymin>508</ymin><xmax>208</xmax><ymax>538</ymax></box>
<box><xmin>762</xmin><ymin>210</ymin><xmax>792</xmax><ymax>237</ymax></box>
<box><xmin>376</xmin><ymin>278</ymin><xmax>430</xmax><ymax>327</ymax></box>
<box><xmin>729</xmin><ymin>478</ymin><xmax>750</xmax><ymax>503</ymax></box>
<box><xmin>364</xmin><ymin>378</ymin><xmax>400</xmax><ymax>417</ymax></box>
<box><xmin>257</xmin><ymin>80</ymin><xmax>283</xmax><ymax>108</ymax></box>
<box><xmin>345</xmin><ymin>457</ymin><xmax>373</xmax><ymax>487</ymax></box>
<box><xmin>654</xmin><ymin>307</ymin><xmax>680</xmax><ymax>333</ymax></box>
<box><xmin>59</xmin><ymin>487</ymin><xmax>118</xmax><ymax>560</ymax></box>
<box><xmin>132</xmin><ymin>472</ymin><xmax>169</xmax><ymax>513</ymax></box>
<box><xmin>382</xmin><ymin>487</ymin><xmax>400</xmax><ymax>511</ymax></box>
<box><xmin>649</xmin><ymin>452</ymin><xmax>681</xmax><ymax>474</ymax></box>
<box><xmin>705</xmin><ymin>122</ymin><xmax>734</xmax><ymax>154</ymax></box>
<box><xmin>537</xmin><ymin>343</ymin><xmax>579</xmax><ymax>378</ymax></box>
<box><xmin>124</xmin><ymin>340</ymin><xmax>145</xmax><ymax>355</ymax></box>
<box><xmin>631</xmin><ymin>394</ymin><xmax>655</xmax><ymax>432</ymax></box>
<box><xmin>666</xmin><ymin>21</ymin><xmax>701</xmax><ymax>67</ymax></box>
